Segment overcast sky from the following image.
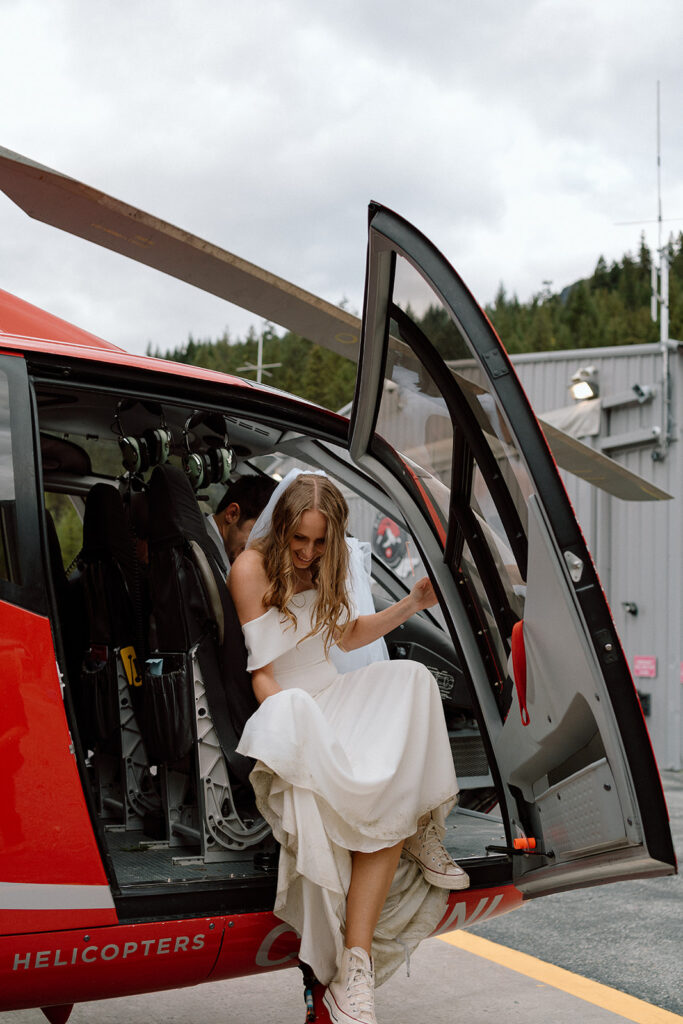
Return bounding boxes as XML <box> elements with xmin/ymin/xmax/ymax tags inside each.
<box><xmin>1</xmin><ymin>0</ymin><xmax>682</xmax><ymax>357</ymax></box>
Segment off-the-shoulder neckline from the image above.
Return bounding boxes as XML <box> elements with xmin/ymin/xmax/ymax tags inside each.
<box><xmin>241</xmin><ymin>588</ymin><xmax>316</xmax><ymax>627</ymax></box>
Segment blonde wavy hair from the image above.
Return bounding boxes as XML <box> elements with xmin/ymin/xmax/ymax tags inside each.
<box><xmin>252</xmin><ymin>474</ymin><xmax>351</xmax><ymax>651</ymax></box>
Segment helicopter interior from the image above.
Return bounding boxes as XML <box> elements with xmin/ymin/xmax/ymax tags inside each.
<box><xmin>35</xmin><ymin>375</ymin><xmax>510</xmax><ymax>921</ymax></box>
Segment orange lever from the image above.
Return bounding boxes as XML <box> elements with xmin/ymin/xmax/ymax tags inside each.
<box><xmin>513</xmin><ymin>837</ymin><xmax>537</xmax><ymax>851</ymax></box>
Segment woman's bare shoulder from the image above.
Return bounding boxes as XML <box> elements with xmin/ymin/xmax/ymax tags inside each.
<box><xmin>229</xmin><ymin>548</ymin><xmax>270</xmax><ymax>621</ymax></box>
<box><xmin>231</xmin><ymin>547</ymin><xmax>266</xmax><ymax>577</ymax></box>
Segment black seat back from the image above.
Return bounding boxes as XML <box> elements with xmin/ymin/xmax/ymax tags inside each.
<box><xmin>82</xmin><ymin>485</ymin><xmax>140</xmax><ymax>642</ymax></box>
<box><xmin>146</xmin><ymin>464</ymin><xmax>257</xmax><ymax>785</ymax></box>
<box><xmin>79</xmin><ymin>484</ymin><xmax>146</xmax><ymax>747</ymax></box>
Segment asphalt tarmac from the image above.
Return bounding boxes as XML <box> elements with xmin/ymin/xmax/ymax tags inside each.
<box><xmin>468</xmin><ymin>770</ymin><xmax>683</xmax><ymax>1017</ymax></box>
<box><xmin>2</xmin><ymin>774</ymin><xmax>680</xmax><ymax>1024</ymax></box>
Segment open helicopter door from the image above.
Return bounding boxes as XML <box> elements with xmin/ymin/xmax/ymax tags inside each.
<box><xmin>350</xmin><ymin>204</ymin><xmax>675</xmax><ymax>896</ymax></box>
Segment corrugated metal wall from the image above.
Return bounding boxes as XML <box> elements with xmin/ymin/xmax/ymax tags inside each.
<box><xmin>509</xmin><ymin>344</ymin><xmax>681</xmax><ymax>769</ymax></box>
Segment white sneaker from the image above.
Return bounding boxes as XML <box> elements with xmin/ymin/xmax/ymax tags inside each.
<box><xmin>323</xmin><ymin>946</ymin><xmax>376</xmax><ymax>1024</ymax></box>
<box><xmin>403</xmin><ymin>818</ymin><xmax>470</xmax><ymax>889</ymax></box>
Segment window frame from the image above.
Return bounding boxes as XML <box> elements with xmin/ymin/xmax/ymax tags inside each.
<box><xmin>0</xmin><ymin>353</ymin><xmax>46</xmax><ymax>615</ymax></box>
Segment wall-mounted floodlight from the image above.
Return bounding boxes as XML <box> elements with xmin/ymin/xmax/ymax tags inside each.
<box><xmin>569</xmin><ymin>365</ymin><xmax>599</xmax><ymax>401</ymax></box>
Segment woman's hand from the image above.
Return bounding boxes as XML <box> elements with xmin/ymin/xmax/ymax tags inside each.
<box><xmin>408</xmin><ymin>576</ymin><xmax>438</xmax><ymax>612</ymax></box>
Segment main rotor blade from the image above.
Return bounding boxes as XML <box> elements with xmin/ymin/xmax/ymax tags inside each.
<box><xmin>1</xmin><ymin>147</ymin><xmax>668</xmax><ymax>502</ymax></box>
<box><xmin>538</xmin><ymin>420</ymin><xmax>671</xmax><ymax>501</ymax></box>
<box><xmin>0</xmin><ymin>146</ymin><xmax>361</xmax><ymax>359</ymax></box>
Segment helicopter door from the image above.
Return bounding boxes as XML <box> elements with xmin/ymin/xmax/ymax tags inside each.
<box><xmin>349</xmin><ymin>204</ymin><xmax>675</xmax><ymax>895</ymax></box>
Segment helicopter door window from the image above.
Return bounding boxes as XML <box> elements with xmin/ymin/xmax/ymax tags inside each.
<box><xmin>0</xmin><ymin>369</ymin><xmax>19</xmax><ymax>584</ymax></box>
<box><xmin>388</xmin><ymin>256</ymin><xmax>531</xmax><ymax>569</ymax></box>
<box><xmin>375</xmin><ymin>340</ymin><xmax>453</xmax><ymax>526</ymax></box>
<box><xmin>374</xmin><ymin>256</ymin><xmax>533</xmax><ymax>713</ymax></box>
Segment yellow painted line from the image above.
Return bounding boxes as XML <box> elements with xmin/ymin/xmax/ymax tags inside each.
<box><xmin>439</xmin><ymin>931</ymin><xmax>682</xmax><ymax>1024</ymax></box>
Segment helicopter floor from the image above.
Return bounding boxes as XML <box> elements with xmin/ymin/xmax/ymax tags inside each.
<box><xmin>105</xmin><ymin>803</ymin><xmax>507</xmax><ymax>888</ymax></box>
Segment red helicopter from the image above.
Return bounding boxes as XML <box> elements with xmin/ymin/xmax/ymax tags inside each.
<box><xmin>0</xmin><ymin>146</ymin><xmax>675</xmax><ymax>1023</ymax></box>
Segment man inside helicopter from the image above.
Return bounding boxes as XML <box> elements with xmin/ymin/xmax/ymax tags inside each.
<box><xmin>205</xmin><ymin>473</ymin><xmax>278</xmax><ymax>577</ymax></box>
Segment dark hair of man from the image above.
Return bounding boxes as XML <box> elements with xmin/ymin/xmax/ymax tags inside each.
<box><xmin>216</xmin><ymin>474</ymin><xmax>277</xmax><ymax>522</ymax></box>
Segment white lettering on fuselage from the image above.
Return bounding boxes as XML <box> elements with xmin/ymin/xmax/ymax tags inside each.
<box><xmin>255</xmin><ymin>922</ymin><xmax>299</xmax><ymax>968</ymax></box>
<box><xmin>436</xmin><ymin>894</ymin><xmax>505</xmax><ymax>934</ymax></box>
<box><xmin>12</xmin><ymin>934</ymin><xmax>206</xmax><ymax>971</ymax></box>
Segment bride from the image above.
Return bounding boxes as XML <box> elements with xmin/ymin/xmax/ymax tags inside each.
<box><xmin>229</xmin><ymin>471</ymin><xmax>468</xmax><ymax>1024</ymax></box>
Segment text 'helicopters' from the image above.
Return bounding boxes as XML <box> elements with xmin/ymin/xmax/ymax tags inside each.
<box><xmin>0</xmin><ymin>146</ymin><xmax>675</xmax><ymax>1023</ymax></box>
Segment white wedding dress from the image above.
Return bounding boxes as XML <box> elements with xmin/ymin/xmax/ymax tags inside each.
<box><xmin>236</xmin><ymin>588</ymin><xmax>459</xmax><ymax>986</ymax></box>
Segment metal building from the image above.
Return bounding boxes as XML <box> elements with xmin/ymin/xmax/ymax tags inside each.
<box><xmin>508</xmin><ymin>342</ymin><xmax>681</xmax><ymax>770</ymax></box>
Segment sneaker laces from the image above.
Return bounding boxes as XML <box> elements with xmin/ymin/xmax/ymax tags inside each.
<box><xmin>345</xmin><ymin>951</ymin><xmax>375</xmax><ymax>1018</ymax></box>
<box><xmin>415</xmin><ymin>820</ymin><xmax>454</xmax><ymax>868</ymax></box>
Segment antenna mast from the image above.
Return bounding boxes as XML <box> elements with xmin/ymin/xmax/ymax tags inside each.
<box><xmin>657</xmin><ymin>80</ymin><xmax>663</xmax><ymax>253</ymax></box>
<box><xmin>651</xmin><ymin>80</ymin><xmax>673</xmax><ymax>456</ymax></box>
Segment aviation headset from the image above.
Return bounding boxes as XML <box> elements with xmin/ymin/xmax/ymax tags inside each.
<box><xmin>182</xmin><ymin>411</ymin><xmax>235</xmax><ymax>490</ymax></box>
<box><xmin>119</xmin><ymin>427</ymin><xmax>173</xmax><ymax>474</ymax></box>
<box><xmin>115</xmin><ymin>400</ymin><xmax>173</xmax><ymax>476</ymax></box>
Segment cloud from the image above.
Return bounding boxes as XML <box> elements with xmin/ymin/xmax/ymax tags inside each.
<box><xmin>1</xmin><ymin>0</ymin><xmax>682</xmax><ymax>355</ymax></box>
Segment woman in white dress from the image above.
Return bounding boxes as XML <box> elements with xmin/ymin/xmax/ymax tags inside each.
<box><xmin>230</xmin><ymin>474</ymin><xmax>468</xmax><ymax>1024</ymax></box>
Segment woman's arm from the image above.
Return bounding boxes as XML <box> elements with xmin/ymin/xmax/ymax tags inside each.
<box><xmin>338</xmin><ymin>576</ymin><xmax>438</xmax><ymax>652</ymax></box>
<box><xmin>249</xmin><ymin>665</ymin><xmax>282</xmax><ymax>704</ymax></box>
<box><xmin>229</xmin><ymin>549</ymin><xmax>282</xmax><ymax>703</ymax></box>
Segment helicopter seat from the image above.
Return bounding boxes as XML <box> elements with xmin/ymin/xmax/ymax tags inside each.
<box><xmin>79</xmin><ymin>483</ymin><xmax>158</xmax><ymax>829</ymax></box>
<box><xmin>145</xmin><ymin>463</ymin><xmax>269</xmax><ymax>861</ymax></box>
